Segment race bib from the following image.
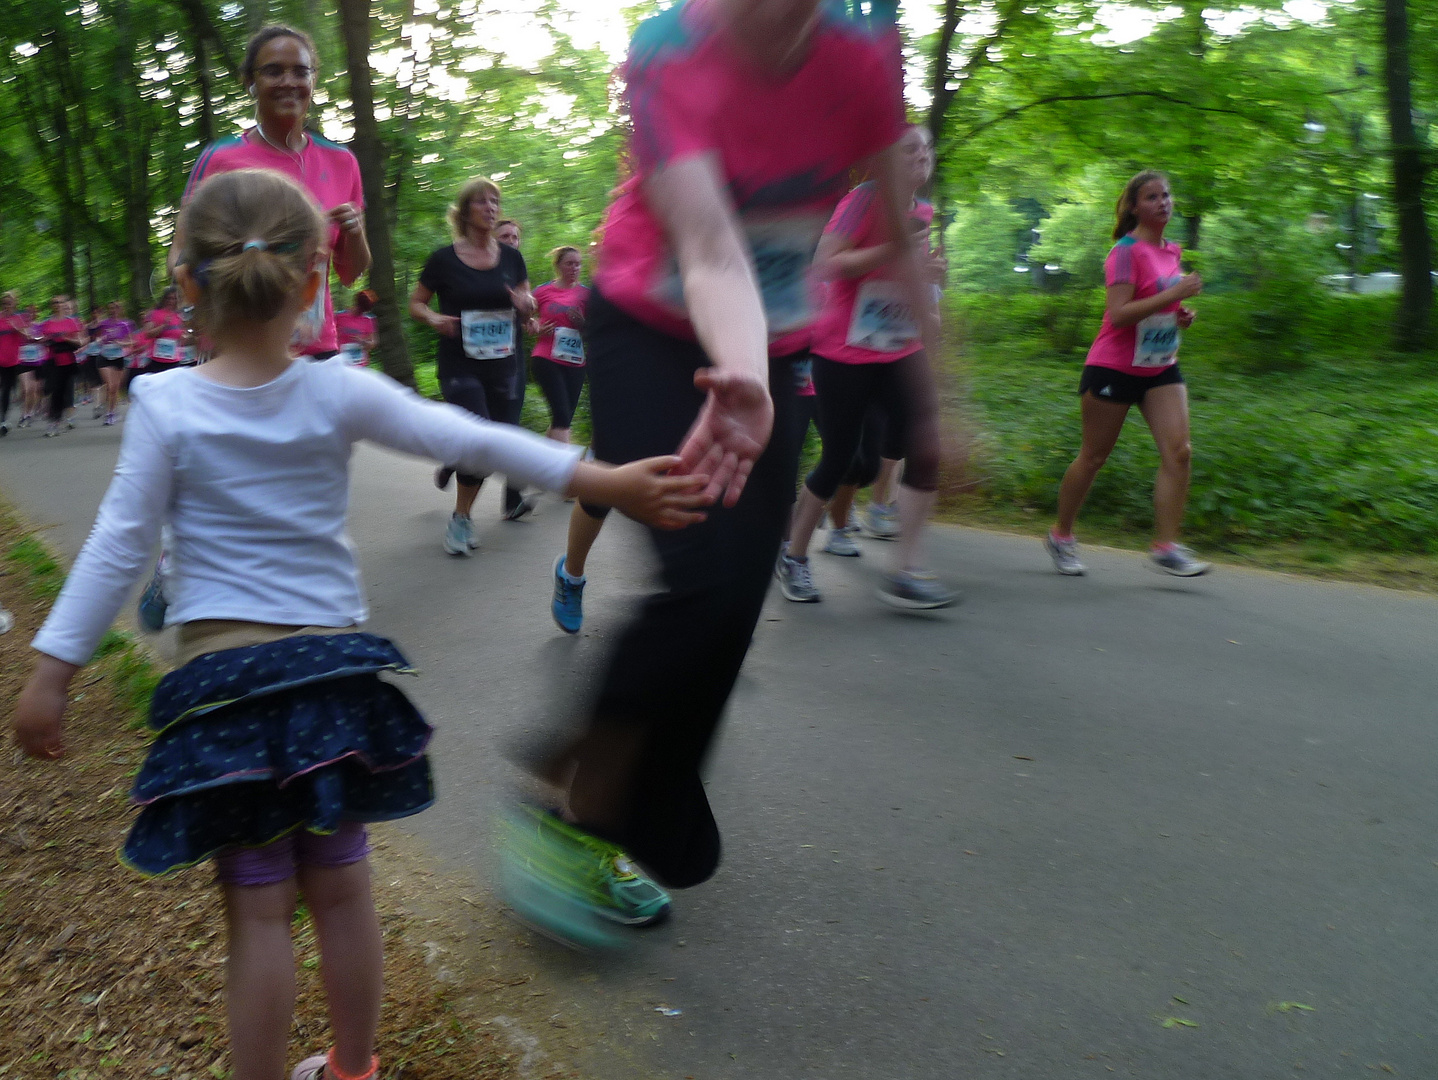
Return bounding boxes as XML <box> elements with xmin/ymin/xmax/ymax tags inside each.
<box><xmin>101</xmin><ymin>343</ymin><xmax>125</xmax><ymax>359</ymax></box>
<box><xmin>792</xmin><ymin>357</ymin><xmax>815</xmax><ymax>394</ymax></box>
<box><xmin>18</xmin><ymin>344</ymin><xmax>42</xmax><ymax>363</ymax></box>
<box><xmin>461</xmin><ymin>310</ymin><xmax>515</xmax><ymax>359</ymax></box>
<box><xmin>182</xmin><ymin>346</ymin><xmax>197</xmax><ymax>365</ymax></box>
<box><xmin>846</xmin><ymin>281</ymin><xmax>919</xmax><ymax>353</ymax></box>
<box><xmin>152</xmin><ymin>338</ymin><xmax>179</xmax><ymax>361</ymax></box>
<box><xmin>340</xmin><ymin>342</ymin><xmax>367</xmax><ymax>365</ymax></box>
<box><xmin>1133</xmin><ymin>312</ymin><xmax>1180</xmax><ymax>368</ymax></box>
<box><xmin>292</xmin><ymin>265</ymin><xmax>329</xmax><ymax>348</ymax></box>
<box><xmin>551</xmin><ymin>326</ymin><xmax>585</xmax><ymax>365</ymax></box>
<box><xmin>651</xmin><ymin>213</ymin><xmax>826</xmax><ymax>336</ymax></box>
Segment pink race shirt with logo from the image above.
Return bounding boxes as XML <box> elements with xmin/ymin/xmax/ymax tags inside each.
<box><xmin>38</xmin><ymin>317</ymin><xmax>84</xmax><ymax>366</ymax></box>
<box><xmin>183</xmin><ymin>128</ymin><xmax>364</xmax><ymax>354</ymax></box>
<box><xmin>531</xmin><ymin>282</ymin><xmax>590</xmax><ymax>363</ymax></box>
<box><xmin>595</xmin><ymin>0</ymin><xmax>906</xmax><ymax>344</ymax></box>
<box><xmin>1085</xmin><ymin>235</ymin><xmax>1184</xmax><ymax>376</ymax></box>
<box><xmin>335</xmin><ymin>311</ymin><xmax>376</xmax><ymax>364</ymax></box>
<box><xmin>146</xmin><ymin>310</ymin><xmax>186</xmax><ymax>363</ymax></box>
<box><xmin>810</xmin><ymin>183</ymin><xmax>932</xmax><ymax>365</ymax></box>
<box><xmin>0</xmin><ymin>314</ymin><xmax>27</xmax><ymax>367</ymax></box>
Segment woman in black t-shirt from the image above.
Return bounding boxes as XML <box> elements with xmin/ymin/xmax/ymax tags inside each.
<box><xmin>409</xmin><ymin>177</ymin><xmax>537</xmax><ymax>556</ymax></box>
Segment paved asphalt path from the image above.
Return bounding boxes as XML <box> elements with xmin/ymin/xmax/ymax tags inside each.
<box><xmin>2</xmin><ymin>409</ymin><xmax>1436</xmax><ymax>1079</ymax></box>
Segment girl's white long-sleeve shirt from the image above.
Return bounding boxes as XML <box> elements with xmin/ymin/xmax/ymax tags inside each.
<box><xmin>33</xmin><ymin>359</ymin><xmax>582</xmax><ymax>666</ymax></box>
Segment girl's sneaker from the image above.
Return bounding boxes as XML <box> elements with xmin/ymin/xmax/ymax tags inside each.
<box><xmin>104</xmin><ymin>412</ymin><xmax>117</xmax><ymax>426</ymax></box>
<box><xmin>44</xmin><ymin>422</ymin><xmax>60</xmax><ymax>438</ymax></box>
<box><xmin>17</xmin><ymin>413</ymin><xmax>31</xmax><ymax>428</ymax></box>
<box><xmin>291</xmin><ymin>1052</ymin><xmax>378</xmax><ymax>1080</ymax></box>
<box><xmin>877</xmin><ymin>569</ymin><xmax>956</xmax><ymax>610</ymax></box>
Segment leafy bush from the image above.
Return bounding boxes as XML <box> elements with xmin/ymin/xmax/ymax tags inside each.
<box><xmin>947</xmin><ymin>197</ymin><xmax>1027</xmax><ymax>293</ymax></box>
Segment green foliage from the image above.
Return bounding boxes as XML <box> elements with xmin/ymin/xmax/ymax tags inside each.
<box><xmin>5</xmin><ymin>534</ymin><xmax>64</xmax><ymax>599</ymax></box>
<box><xmin>951</xmin><ymin>292</ymin><xmax>1438</xmax><ymax>554</ymax></box>
<box><xmin>947</xmin><ymin>197</ymin><xmax>1025</xmax><ymax>293</ymax></box>
<box><xmin>1031</xmin><ymin>200</ymin><xmax>1112</xmax><ymax>289</ymax></box>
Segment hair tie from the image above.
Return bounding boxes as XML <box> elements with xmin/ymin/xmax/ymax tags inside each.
<box><xmin>242</xmin><ymin>239</ymin><xmax>268</xmax><ymax>252</ymax></box>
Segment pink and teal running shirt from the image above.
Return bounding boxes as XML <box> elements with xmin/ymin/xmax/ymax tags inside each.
<box><xmin>1085</xmin><ymin>235</ymin><xmax>1185</xmax><ymax>376</ymax></box>
<box><xmin>335</xmin><ymin>311</ymin><xmax>376</xmax><ymax>366</ymax></box>
<box><xmin>810</xmin><ymin>183</ymin><xmax>932</xmax><ymax>364</ymax></box>
<box><xmin>0</xmin><ymin>314</ymin><xmax>27</xmax><ymax>367</ymax></box>
<box><xmin>37</xmin><ymin>316</ymin><xmax>84</xmax><ymax>366</ymax></box>
<box><xmin>183</xmin><ymin>128</ymin><xmax>364</xmax><ymax>354</ymax></box>
<box><xmin>145</xmin><ymin>309</ymin><xmax>186</xmax><ymax>364</ymax></box>
<box><xmin>594</xmin><ymin>0</ymin><xmax>906</xmax><ymax>343</ymax></box>
<box><xmin>531</xmin><ymin>282</ymin><xmax>590</xmax><ymax>365</ymax></box>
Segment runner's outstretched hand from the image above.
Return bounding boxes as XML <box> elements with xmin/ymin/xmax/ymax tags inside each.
<box><xmin>676</xmin><ymin>368</ymin><xmax>773</xmax><ymax>508</ymax></box>
<box><xmin>567</xmin><ymin>455</ymin><xmax>713</xmax><ymax>531</ymax></box>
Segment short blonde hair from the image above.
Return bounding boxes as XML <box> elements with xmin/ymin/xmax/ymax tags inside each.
<box><xmin>178</xmin><ymin>169</ymin><xmax>325</xmax><ymax>332</ymax></box>
<box><xmin>447</xmin><ymin>177</ymin><xmax>502</xmax><ymax>239</ymax></box>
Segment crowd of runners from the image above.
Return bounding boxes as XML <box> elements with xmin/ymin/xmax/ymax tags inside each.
<box><xmin>9</xmin><ymin>5</ymin><xmax>1212</xmax><ymax>1080</ymax></box>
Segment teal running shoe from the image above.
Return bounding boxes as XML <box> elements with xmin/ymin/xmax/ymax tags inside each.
<box><xmin>551</xmin><ymin>554</ymin><xmax>585</xmax><ymax>634</ymax></box>
<box><xmin>499</xmin><ymin>804</ymin><xmax>670</xmax><ymax>949</ymax></box>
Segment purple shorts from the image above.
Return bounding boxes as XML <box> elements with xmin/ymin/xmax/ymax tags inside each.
<box><xmin>214</xmin><ymin>821</ymin><xmax>370</xmax><ymax>886</ymax></box>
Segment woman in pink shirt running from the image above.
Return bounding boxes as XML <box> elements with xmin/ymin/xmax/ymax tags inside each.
<box><xmin>1044</xmin><ymin>170</ymin><xmax>1208</xmax><ymax>578</ymax></box>
<box><xmin>176</xmin><ymin>24</ymin><xmax>369</xmax><ymax>359</ymax></box>
<box><xmin>505</xmin><ymin>0</ymin><xmax>933</xmax><ymax>948</ymax></box>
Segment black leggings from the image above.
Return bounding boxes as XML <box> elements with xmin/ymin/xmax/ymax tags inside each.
<box><xmin>45</xmin><ymin>362</ymin><xmax>76</xmax><ymax>422</ymax></box>
<box><xmin>438</xmin><ymin>355</ymin><xmax>526</xmax><ymax>511</ymax></box>
<box><xmin>0</xmin><ymin>367</ymin><xmax>18</xmax><ymax>422</ymax></box>
<box><xmin>560</xmin><ymin>289</ymin><xmax>798</xmax><ymax>888</ymax></box>
<box><xmin>806</xmin><ymin>352</ymin><xmax>940</xmax><ymax>502</ymax></box>
<box><xmin>531</xmin><ymin>356</ymin><xmax>586</xmax><ymax>430</ymax></box>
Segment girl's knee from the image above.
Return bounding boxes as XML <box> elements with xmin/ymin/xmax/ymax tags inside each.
<box><xmin>1161</xmin><ymin>440</ymin><xmax>1192</xmax><ymax>470</ymax></box>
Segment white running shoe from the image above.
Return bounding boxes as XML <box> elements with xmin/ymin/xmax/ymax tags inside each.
<box><xmin>1044</xmin><ymin>532</ymin><xmax>1086</xmax><ymax>576</ymax></box>
<box><xmin>444</xmin><ymin>512</ymin><xmax>476</xmax><ymax>556</ymax></box>
<box><xmin>1150</xmin><ymin>544</ymin><xmax>1211</xmax><ymax>577</ymax></box>
<box><xmin>864</xmin><ymin>501</ymin><xmax>900</xmax><ymax>540</ymax></box>
<box><xmin>877</xmin><ymin>569</ymin><xmax>957</xmax><ymax>610</ymax></box>
<box><xmin>822</xmin><ymin>525</ymin><xmax>861</xmax><ymax>557</ymax></box>
<box><xmin>775</xmin><ymin>554</ymin><xmax>821</xmax><ymax>603</ymax></box>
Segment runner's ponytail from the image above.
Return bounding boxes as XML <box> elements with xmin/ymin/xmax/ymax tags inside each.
<box><xmin>178</xmin><ymin>169</ymin><xmax>323</xmax><ymax>332</ymax></box>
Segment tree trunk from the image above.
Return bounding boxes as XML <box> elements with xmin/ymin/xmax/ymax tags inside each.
<box><xmin>1382</xmin><ymin>0</ymin><xmax>1433</xmax><ymax>350</ymax></box>
<box><xmin>337</xmin><ymin>0</ymin><xmax>414</xmax><ymax>386</ymax></box>
<box><xmin>926</xmin><ymin>0</ymin><xmax>961</xmax><ymax>151</ymax></box>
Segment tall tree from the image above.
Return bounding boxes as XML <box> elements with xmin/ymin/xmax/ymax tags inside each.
<box><xmin>336</xmin><ymin>0</ymin><xmax>414</xmax><ymax>386</ymax></box>
<box><xmin>1382</xmin><ymin>0</ymin><xmax>1433</xmax><ymax>349</ymax></box>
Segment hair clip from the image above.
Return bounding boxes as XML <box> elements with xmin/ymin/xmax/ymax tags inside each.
<box><xmin>242</xmin><ymin>239</ymin><xmax>268</xmax><ymax>251</ymax></box>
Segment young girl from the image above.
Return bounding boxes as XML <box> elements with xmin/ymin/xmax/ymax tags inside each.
<box><xmin>1045</xmin><ymin>170</ymin><xmax>1207</xmax><ymax>577</ymax></box>
<box><xmin>11</xmin><ymin>169</ymin><xmax>708</xmax><ymax>1080</ymax></box>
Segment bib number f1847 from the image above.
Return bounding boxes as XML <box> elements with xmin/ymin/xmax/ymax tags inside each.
<box><xmin>461</xmin><ymin>310</ymin><xmax>515</xmax><ymax>359</ymax></box>
<box><xmin>1133</xmin><ymin>312</ymin><xmax>1180</xmax><ymax>368</ymax></box>
<box><xmin>846</xmin><ymin>280</ymin><xmax>919</xmax><ymax>354</ymax></box>
<box><xmin>551</xmin><ymin>326</ymin><xmax>585</xmax><ymax>365</ymax></box>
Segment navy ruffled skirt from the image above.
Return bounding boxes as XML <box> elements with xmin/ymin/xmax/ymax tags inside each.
<box><xmin>122</xmin><ymin>632</ymin><xmax>434</xmax><ymax>876</ymax></box>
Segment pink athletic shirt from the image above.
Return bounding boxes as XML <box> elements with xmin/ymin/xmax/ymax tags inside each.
<box><xmin>0</xmin><ymin>314</ymin><xmax>27</xmax><ymax>367</ymax></box>
<box><xmin>531</xmin><ymin>282</ymin><xmax>589</xmax><ymax>365</ymax></box>
<box><xmin>145</xmin><ymin>309</ymin><xmax>186</xmax><ymax>364</ymax></box>
<box><xmin>335</xmin><ymin>311</ymin><xmax>376</xmax><ymax>366</ymax></box>
<box><xmin>810</xmin><ymin>183</ymin><xmax>931</xmax><ymax>364</ymax></box>
<box><xmin>183</xmin><ymin>128</ymin><xmax>364</xmax><ymax>354</ymax></box>
<box><xmin>1085</xmin><ymin>235</ymin><xmax>1185</xmax><ymax>376</ymax></box>
<box><xmin>594</xmin><ymin>0</ymin><xmax>906</xmax><ymax>344</ymax></box>
<box><xmin>38</xmin><ymin>317</ymin><xmax>84</xmax><ymax>366</ymax></box>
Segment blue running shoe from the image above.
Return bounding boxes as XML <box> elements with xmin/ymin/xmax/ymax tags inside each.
<box><xmin>552</xmin><ymin>554</ymin><xmax>585</xmax><ymax>634</ymax></box>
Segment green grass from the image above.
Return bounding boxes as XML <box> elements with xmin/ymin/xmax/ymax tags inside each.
<box><xmin>945</xmin><ymin>291</ymin><xmax>1438</xmax><ymax>556</ymax></box>
<box><xmin>4</xmin><ymin>529</ymin><xmax>164</xmax><ymax>722</ymax></box>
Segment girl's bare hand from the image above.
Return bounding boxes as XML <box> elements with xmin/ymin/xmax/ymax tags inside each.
<box><xmin>676</xmin><ymin>369</ymin><xmax>773</xmax><ymax>509</ymax></box>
